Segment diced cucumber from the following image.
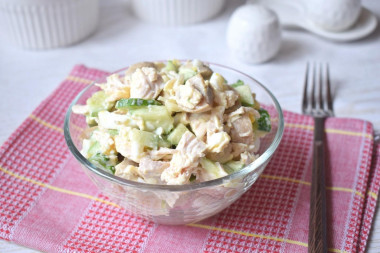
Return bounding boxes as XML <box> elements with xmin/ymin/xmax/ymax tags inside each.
<box><xmin>165</xmin><ymin>60</ymin><xmax>178</xmax><ymax>72</ymax></box>
<box><xmin>87</xmin><ymin>140</ymin><xmax>101</xmax><ymax>157</ymax></box>
<box><xmin>86</xmin><ymin>91</ymin><xmax>113</xmax><ymax>116</ymax></box>
<box><xmin>108</xmin><ymin>129</ymin><xmax>119</xmax><ymax>136</ymax></box>
<box><xmin>158</xmin><ymin>136</ymin><xmax>171</xmax><ymax>148</ymax></box>
<box><xmin>129</xmin><ymin>106</ymin><xmax>174</xmax><ymax>134</ymax></box>
<box><xmin>88</xmin><ymin>153</ymin><xmax>115</xmax><ymax>174</ymax></box>
<box><xmin>234</xmin><ymin>85</ymin><xmax>255</xmax><ymax>107</ymax></box>
<box><xmin>231</xmin><ymin>79</ymin><xmax>244</xmax><ymax>88</ymax></box>
<box><xmin>116</xmin><ymin>98</ymin><xmax>162</xmax><ymax>110</ymax></box>
<box><xmin>257</xmin><ymin>108</ymin><xmax>271</xmax><ymax>132</ymax></box>
<box><xmin>179</xmin><ymin>68</ymin><xmax>197</xmax><ymax>81</ymax></box>
<box><xmin>129</xmin><ymin>128</ymin><xmax>158</xmax><ymax>149</ymax></box>
<box><xmin>200</xmin><ymin>158</ymin><xmax>228</xmax><ymax>180</ymax></box>
<box><xmin>167</xmin><ymin>123</ymin><xmax>189</xmax><ymax>145</ymax></box>
<box><xmin>223</xmin><ymin>161</ymin><xmax>245</xmax><ymax>174</ymax></box>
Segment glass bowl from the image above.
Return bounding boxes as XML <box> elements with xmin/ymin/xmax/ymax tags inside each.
<box><xmin>64</xmin><ymin>62</ymin><xmax>284</xmax><ymax>225</ymax></box>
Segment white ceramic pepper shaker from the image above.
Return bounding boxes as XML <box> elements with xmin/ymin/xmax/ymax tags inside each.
<box><xmin>226</xmin><ymin>5</ymin><xmax>281</xmax><ymax>64</ymax></box>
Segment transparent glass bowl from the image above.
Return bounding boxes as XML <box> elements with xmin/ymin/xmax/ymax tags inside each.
<box><xmin>64</xmin><ymin>62</ymin><xmax>284</xmax><ymax>225</ymax></box>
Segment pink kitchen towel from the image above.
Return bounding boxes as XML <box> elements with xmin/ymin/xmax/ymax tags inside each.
<box><xmin>0</xmin><ymin>65</ymin><xmax>379</xmax><ymax>253</ymax></box>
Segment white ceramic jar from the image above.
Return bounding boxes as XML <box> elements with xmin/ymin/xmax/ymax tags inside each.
<box><xmin>0</xmin><ymin>0</ymin><xmax>99</xmax><ymax>49</ymax></box>
<box><xmin>226</xmin><ymin>5</ymin><xmax>281</xmax><ymax>64</ymax></box>
<box><xmin>131</xmin><ymin>0</ymin><xmax>226</xmax><ymax>26</ymax></box>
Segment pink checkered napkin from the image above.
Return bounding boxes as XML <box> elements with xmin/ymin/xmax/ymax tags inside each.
<box><xmin>0</xmin><ymin>65</ymin><xmax>379</xmax><ymax>253</ymax></box>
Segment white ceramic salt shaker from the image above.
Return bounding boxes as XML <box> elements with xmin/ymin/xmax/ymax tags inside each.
<box><xmin>226</xmin><ymin>5</ymin><xmax>281</xmax><ymax>64</ymax></box>
<box><xmin>307</xmin><ymin>0</ymin><xmax>362</xmax><ymax>32</ymax></box>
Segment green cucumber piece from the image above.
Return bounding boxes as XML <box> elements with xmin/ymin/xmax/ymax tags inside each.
<box><xmin>88</xmin><ymin>153</ymin><xmax>115</xmax><ymax>174</ymax></box>
<box><xmin>87</xmin><ymin>140</ymin><xmax>101</xmax><ymax>157</ymax></box>
<box><xmin>200</xmin><ymin>158</ymin><xmax>228</xmax><ymax>179</ymax></box>
<box><xmin>129</xmin><ymin>106</ymin><xmax>174</xmax><ymax>134</ymax></box>
<box><xmin>179</xmin><ymin>68</ymin><xmax>197</xmax><ymax>81</ymax></box>
<box><xmin>116</xmin><ymin>98</ymin><xmax>162</xmax><ymax>110</ymax></box>
<box><xmin>87</xmin><ymin>91</ymin><xmax>113</xmax><ymax>116</ymax></box>
<box><xmin>231</xmin><ymin>79</ymin><xmax>244</xmax><ymax>88</ymax></box>
<box><xmin>129</xmin><ymin>128</ymin><xmax>158</xmax><ymax>149</ymax></box>
<box><xmin>167</xmin><ymin>123</ymin><xmax>189</xmax><ymax>145</ymax></box>
<box><xmin>107</xmin><ymin>129</ymin><xmax>119</xmax><ymax>136</ymax></box>
<box><xmin>223</xmin><ymin>161</ymin><xmax>245</xmax><ymax>174</ymax></box>
<box><xmin>158</xmin><ymin>136</ymin><xmax>171</xmax><ymax>148</ymax></box>
<box><xmin>257</xmin><ymin>108</ymin><xmax>271</xmax><ymax>132</ymax></box>
<box><xmin>234</xmin><ymin>85</ymin><xmax>255</xmax><ymax>107</ymax></box>
<box><xmin>166</xmin><ymin>60</ymin><xmax>178</xmax><ymax>72</ymax></box>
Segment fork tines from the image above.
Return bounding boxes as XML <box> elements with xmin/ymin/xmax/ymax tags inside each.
<box><xmin>302</xmin><ymin>62</ymin><xmax>334</xmax><ymax>117</ymax></box>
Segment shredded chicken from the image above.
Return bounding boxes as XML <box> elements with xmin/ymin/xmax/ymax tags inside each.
<box><xmin>129</xmin><ymin>67</ymin><xmax>164</xmax><ymax>99</ymax></box>
<box><xmin>149</xmin><ymin>148</ymin><xmax>177</xmax><ymax>160</ymax></box>
<box><xmin>175</xmin><ymin>74</ymin><xmax>213</xmax><ymax>113</ymax></box>
<box><xmin>115</xmin><ymin>158</ymin><xmax>140</xmax><ymax>181</ymax></box>
<box><xmin>138</xmin><ymin>157</ymin><xmax>169</xmax><ymax>184</ymax></box>
<box><xmin>161</xmin><ymin>132</ymin><xmax>207</xmax><ymax>185</ymax></box>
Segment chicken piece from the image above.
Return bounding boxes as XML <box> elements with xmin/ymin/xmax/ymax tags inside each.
<box><xmin>231</xmin><ymin>143</ymin><xmax>249</xmax><ymax>158</ymax></box>
<box><xmin>190</xmin><ymin>59</ymin><xmax>213</xmax><ymax>80</ymax></box>
<box><xmin>125</xmin><ymin>62</ymin><xmax>156</xmax><ymax>76</ymax></box>
<box><xmin>225</xmin><ymin>89</ymin><xmax>240</xmax><ymax>108</ymax></box>
<box><xmin>207</xmin><ymin>106</ymin><xmax>225</xmax><ymax>136</ymax></box>
<box><xmin>207</xmin><ymin>132</ymin><xmax>230</xmax><ymax>153</ymax></box>
<box><xmin>138</xmin><ymin>157</ymin><xmax>169</xmax><ymax>183</ymax></box>
<box><xmin>189</xmin><ymin>113</ymin><xmax>210</xmax><ymax>140</ymax></box>
<box><xmin>240</xmin><ymin>151</ymin><xmax>257</xmax><ymax>165</ymax></box>
<box><xmin>206</xmin><ymin>143</ymin><xmax>233</xmax><ymax>163</ymax></box>
<box><xmin>209</xmin><ymin>72</ymin><xmax>226</xmax><ymax>92</ymax></box>
<box><xmin>149</xmin><ymin>147</ymin><xmax>177</xmax><ymax>160</ymax></box>
<box><xmin>175</xmin><ymin>74</ymin><xmax>213</xmax><ymax>113</ymax></box>
<box><xmin>115</xmin><ymin>158</ymin><xmax>140</xmax><ymax>181</ymax></box>
<box><xmin>176</xmin><ymin>131</ymin><xmax>207</xmax><ymax>158</ymax></box>
<box><xmin>175</xmin><ymin>84</ymin><xmax>203</xmax><ymax>110</ymax></box>
<box><xmin>99</xmin><ymin>74</ymin><xmax>130</xmax><ymax>102</ymax></box>
<box><xmin>231</xmin><ymin>116</ymin><xmax>253</xmax><ymax>140</ymax></box>
<box><xmin>161</xmin><ymin>132</ymin><xmax>207</xmax><ymax>185</ymax></box>
<box><xmin>193</xmin><ymin>59</ymin><xmax>213</xmax><ymax>80</ymax></box>
<box><xmin>187</xmin><ymin>75</ymin><xmax>213</xmax><ymax>105</ymax></box>
<box><xmin>173</xmin><ymin>112</ymin><xmax>190</xmax><ymax>125</ymax></box>
<box><xmin>228</xmin><ymin>107</ymin><xmax>259</xmax><ymax>146</ymax></box>
<box><xmin>212</xmin><ymin>87</ymin><xmax>239</xmax><ymax>109</ymax></box>
<box><xmin>129</xmin><ymin>67</ymin><xmax>164</xmax><ymax>99</ymax></box>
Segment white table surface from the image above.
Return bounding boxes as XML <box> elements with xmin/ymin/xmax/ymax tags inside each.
<box><xmin>0</xmin><ymin>0</ymin><xmax>379</xmax><ymax>252</ymax></box>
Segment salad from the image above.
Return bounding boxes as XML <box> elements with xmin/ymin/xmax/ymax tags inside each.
<box><xmin>72</xmin><ymin>60</ymin><xmax>271</xmax><ymax>185</ymax></box>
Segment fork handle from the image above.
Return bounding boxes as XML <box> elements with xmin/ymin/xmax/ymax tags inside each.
<box><xmin>308</xmin><ymin>117</ymin><xmax>328</xmax><ymax>253</ymax></box>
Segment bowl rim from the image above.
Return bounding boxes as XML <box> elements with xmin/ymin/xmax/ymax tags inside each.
<box><xmin>64</xmin><ymin>61</ymin><xmax>284</xmax><ymax>192</ymax></box>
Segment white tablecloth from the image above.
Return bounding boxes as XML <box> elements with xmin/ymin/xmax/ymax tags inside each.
<box><xmin>0</xmin><ymin>0</ymin><xmax>379</xmax><ymax>252</ymax></box>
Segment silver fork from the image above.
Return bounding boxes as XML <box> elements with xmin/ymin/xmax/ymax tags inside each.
<box><xmin>302</xmin><ymin>62</ymin><xmax>333</xmax><ymax>253</ymax></box>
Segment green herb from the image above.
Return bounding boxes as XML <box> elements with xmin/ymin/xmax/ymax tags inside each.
<box><xmin>166</xmin><ymin>60</ymin><xmax>178</xmax><ymax>72</ymax></box>
<box><xmin>89</xmin><ymin>153</ymin><xmax>115</xmax><ymax>174</ymax></box>
<box><xmin>231</xmin><ymin>79</ymin><xmax>245</xmax><ymax>88</ymax></box>
<box><xmin>257</xmin><ymin>108</ymin><xmax>271</xmax><ymax>132</ymax></box>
